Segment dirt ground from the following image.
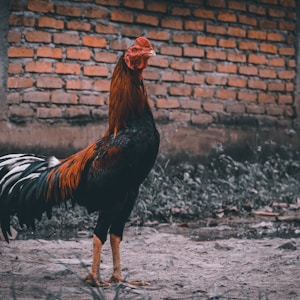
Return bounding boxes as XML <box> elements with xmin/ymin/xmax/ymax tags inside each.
<box><xmin>0</xmin><ymin>219</ymin><xmax>300</xmax><ymax>300</ymax></box>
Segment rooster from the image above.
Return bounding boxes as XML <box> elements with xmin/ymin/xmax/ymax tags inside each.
<box><xmin>0</xmin><ymin>37</ymin><xmax>159</xmax><ymax>287</ymax></box>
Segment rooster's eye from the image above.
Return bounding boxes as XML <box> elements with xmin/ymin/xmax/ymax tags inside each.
<box><xmin>132</xmin><ymin>47</ymin><xmax>137</xmax><ymax>53</ymax></box>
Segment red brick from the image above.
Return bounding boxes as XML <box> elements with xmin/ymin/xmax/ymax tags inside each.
<box><xmin>148</xmin><ymin>57</ymin><xmax>169</xmax><ymax>68</ymax></box>
<box><xmin>82</xmin><ymin>36</ymin><xmax>106</xmax><ymax>48</ymax></box>
<box><xmin>37</xmin><ymin>76</ymin><xmax>63</xmax><ymax>89</ymax></box>
<box><xmin>148</xmin><ymin>30</ymin><xmax>169</xmax><ymax>41</ymax></box>
<box><xmin>7</xmin><ymin>31</ymin><xmax>21</xmax><ymax>43</ymax></box>
<box><xmin>94</xmin><ymin>80</ymin><xmax>111</xmax><ymax>92</ymax></box>
<box><xmin>136</xmin><ymin>14</ymin><xmax>159</xmax><ymax>26</ymax></box>
<box><xmin>96</xmin><ymin>23</ymin><xmax>118</xmax><ymax>34</ymax></box>
<box><xmin>238</xmin><ymin>91</ymin><xmax>257</xmax><ymax>102</ymax></box>
<box><xmin>173</xmin><ymin>33</ymin><xmax>193</xmax><ymax>44</ymax></box>
<box><xmin>146</xmin><ymin>2</ymin><xmax>167</xmax><ymax>13</ymax></box>
<box><xmin>191</xmin><ymin>114</ymin><xmax>213</xmax><ymax>125</ymax></box>
<box><xmin>248</xmin><ymin>54</ymin><xmax>266</xmax><ymax>65</ymax></box>
<box><xmin>38</xmin><ymin>16</ymin><xmax>64</xmax><ymax>29</ymax></box>
<box><xmin>248</xmin><ymin>30</ymin><xmax>267</xmax><ymax>40</ymax></box>
<box><xmin>67</xmin><ymin>21</ymin><xmax>91</xmax><ymax>32</ymax></box>
<box><xmin>9</xmin><ymin>0</ymin><xmax>26</xmax><ymax>10</ymax></box>
<box><xmin>36</xmin><ymin>47</ymin><xmax>62</xmax><ymax>59</ymax></box>
<box><xmin>194</xmin><ymin>9</ymin><xmax>215</xmax><ymax>19</ymax></box>
<box><xmin>228</xmin><ymin>77</ymin><xmax>247</xmax><ymax>88</ymax></box>
<box><xmin>122</xmin><ymin>26</ymin><xmax>144</xmax><ymax>38</ymax></box>
<box><xmin>217</xmin><ymin>63</ymin><xmax>237</xmax><ymax>74</ymax></box>
<box><xmin>56</xmin><ymin>5</ymin><xmax>81</xmax><ymax>17</ymax></box>
<box><xmin>249</xmin><ymin>5</ymin><xmax>266</xmax><ymax>15</ymax></box>
<box><xmin>143</xmin><ymin>69</ymin><xmax>160</xmax><ymax>80</ymax></box>
<box><xmin>278</xmin><ymin>94</ymin><xmax>293</xmax><ymax>104</ymax></box>
<box><xmin>246</xmin><ymin>105</ymin><xmax>265</xmax><ymax>114</ymax></box>
<box><xmin>111</xmin><ymin>10</ymin><xmax>133</xmax><ymax>23</ymax></box>
<box><xmin>280</xmin><ymin>0</ymin><xmax>296</xmax><ymax>8</ymax></box>
<box><xmin>37</xmin><ymin>107</ymin><xmax>62</xmax><ymax>119</ymax></box>
<box><xmin>147</xmin><ymin>84</ymin><xmax>167</xmax><ymax>96</ymax></box>
<box><xmin>156</xmin><ymin>99</ymin><xmax>179</xmax><ymax>109</ymax></box>
<box><xmin>161</xmin><ymin>71</ymin><xmax>183</xmax><ymax>82</ymax></box>
<box><xmin>80</xmin><ymin>95</ymin><xmax>105</xmax><ymax>106</ymax></box>
<box><xmin>95</xmin><ymin>0</ymin><xmax>120</xmax><ymax>5</ymax></box>
<box><xmin>288</xmin><ymin>60</ymin><xmax>296</xmax><ymax>68</ymax></box>
<box><xmin>53</xmin><ymin>33</ymin><xmax>80</xmax><ymax>45</ymax></box>
<box><xmin>65</xmin><ymin>107</ymin><xmax>90</xmax><ymax>119</ymax></box>
<box><xmin>8</xmin><ymin>47</ymin><xmax>34</xmax><ymax>58</ymax></box>
<box><xmin>94</xmin><ymin>51</ymin><xmax>117</xmax><ymax>63</ymax></box>
<box><xmin>203</xmin><ymin>102</ymin><xmax>224</xmax><ymax>112</ymax></box>
<box><xmin>7</xmin><ymin>93</ymin><xmax>20</xmax><ymax>104</ymax></box>
<box><xmin>8</xmin><ymin>63</ymin><xmax>22</xmax><ymax>74</ymax></box>
<box><xmin>169</xmin><ymin>111</ymin><xmax>191</xmax><ymax>122</ymax></box>
<box><xmin>23</xmin><ymin>91</ymin><xmax>50</xmax><ymax>103</ymax></box>
<box><xmin>66</xmin><ymin>48</ymin><xmax>91</xmax><ymax>60</ymax></box>
<box><xmin>228</xmin><ymin>1</ymin><xmax>246</xmax><ymax>11</ymax></box>
<box><xmin>262</xmin><ymin>0</ymin><xmax>278</xmax><ymax>4</ymax></box>
<box><xmin>216</xmin><ymin>89</ymin><xmax>236</xmax><ymax>100</ymax></box>
<box><xmin>239</xmin><ymin>41</ymin><xmax>258</xmax><ymax>51</ymax></box>
<box><xmin>266</xmin><ymin>106</ymin><xmax>284</xmax><ymax>116</ymax></box>
<box><xmin>206</xmin><ymin>50</ymin><xmax>226</xmax><ymax>60</ymax></box>
<box><xmin>181</xmin><ymin>100</ymin><xmax>201</xmax><ymax>110</ymax></box>
<box><xmin>259</xmin><ymin>68</ymin><xmax>277</xmax><ymax>79</ymax></box>
<box><xmin>84</xmin><ymin>7</ymin><xmax>107</xmax><ymax>19</ymax></box>
<box><xmin>66</xmin><ymin>79</ymin><xmax>93</xmax><ymax>90</ymax></box>
<box><xmin>227</xmin><ymin>27</ymin><xmax>246</xmax><ymax>38</ymax></box>
<box><xmin>279</xmin><ymin>47</ymin><xmax>295</xmax><ymax>56</ymax></box>
<box><xmin>269</xmin><ymin>8</ymin><xmax>285</xmax><ymax>17</ymax></box>
<box><xmin>25</xmin><ymin>31</ymin><xmax>51</xmax><ymax>43</ymax></box>
<box><xmin>258</xmin><ymin>93</ymin><xmax>275</xmax><ymax>104</ymax></box>
<box><xmin>183</xmin><ymin>47</ymin><xmax>204</xmax><ymax>57</ymax></box>
<box><xmin>194</xmin><ymin>61</ymin><xmax>216</xmax><ymax>72</ymax></box>
<box><xmin>248</xmin><ymin>79</ymin><xmax>267</xmax><ymax>90</ymax></box>
<box><xmin>124</xmin><ymin>0</ymin><xmax>144</xmax><ymax>9</ymax></box>
<box><xmin>278</xmin><ymin>70</ymin><xmax>295</xmax><ymax>79</ymax></box>
<box><xmin>207</xmin><ymin>0</ymin><xmax>226</xmax><ymax>8</ymax></box>
<box><xmin>55</xmin><ymin>63</ymin><xmax>81</xmax><ymax>75</ymax></box>
<box><xmin>7</xmin><ymin>77</ymin><xmax>34</xmax><ymax>89</ymax></box>
<box><xmin>268</xmin><ymin>57</ymin><xmax>285</xmax><ymax>67</ymax></box>
<box><xmin>160</xmin><ymin>46</ymin><xmax>182</xmax><ymax>56</ymax></box>
<box><xmin>207</xmin><ymin>25</ymin><xmax>226</xmax><ymax>35</ymax></box>
<box><xmin>194</xmin><ymin>87</ymin><xmax>215</xmax><ymax>98</ymax></box>
<box><xmin>196</xmin><ymin>36</ymin><xmax>216</xmax><ymax>46</ymax></box>
<box><xmin>286</xmin><ymin>82</ymin><xmax>294</xmax><ymax>92</ymax></box>
<box><xmin>172</xmin><ymin>7</ymin><xmax>191</xmax><ymax>16</ymax></box>
<box><xmin>218</xmin><ymin>12</ymin><xmax>237</xmax><ymax>22</ymax></box>
<box><xmin>227</xmin><ymin>52</ymin><xmax>246</xmax><ymax>63</ymax></box>
<box><xmin>170</xmin><ymin>60</ymin><xmax>193</xmax><ymax>71</ymax></box>
<box><xmin>169</xmin><ymin>85</ymin><xmax>192</xmax><ymax>96</ymax></box>
<box><xmin>51</xmin><ymin>92</ymin><xmax>78</xmax><ymax>104</ymax></box>
<box><xmin>27</xmin><ymin>0</ymin><xmax>54</xmax><ymax>13</ymax></box>
<box><xmin>184</xmin><ymin>74</ymin><xmax>205</xmax><ymax>84</ymax></box>
<box><xmin>184</xmin><ymin>20</ymin><xmax>204</xmax><ymax>31</ymax></box>
<box><xmin>239</xmin><ymin>66</ymin><xmax>258</xmax><ymax>76</ymax></box>
<box><xmin>226</xmin><ymin>103</ymin><xmax>245</xmax><ymax>114</ymax></box>
<box><xmin>260</xmin><ymin>43</ymin><xmax>277</xmax><ymax>54</ymax></box>
<box><xmin>109</xmin><ymin>39</ymin><xmax>130</xmax><ymax>50</ymax></box>
<box><xmin>9</xmin><ymin>106</ymin><xmax>34</xmax><ymax>118</ymax></box>
<box><xmin>239</xmin><ymin>15</ymin><xmax>257</xmax><ymax>26</ymax></box>
<box><xmin>25</xmin><ymin>61</ymin><xmax>52</xmax><ymax>73</ymax></box>
<box><xmin>268</xmin><ymin>82</ymin><xmax>285</xmax><ymax>91</ymax></box>
<box><xmin>206</xmin><ymin>75</ymin><xmax>227</xmax><ymax>85</ymax></box>
<box><xmin>9</xmin><ymin>15</ymin><xmax>34</xmax><ymax>26</ymax></box>
<box><xmin>83</xmin><ymin>66</ymin><xmax>109</xmax><ymax>77</ymax></box>
<box><xmin>161</xmin><ymin>18</ymin><xmax>183</xmax><ymax>30</ymax></box>
<box><xmin>279</xmin><ymin>21</ymin><xmax>295</xmax><ymax>31</ymax></box>
<box><xmin>219</xmin><ymin>39</ymin><xmax>236</xmax><ymax>48</ymax></box>
<box><xmin>259</xmin><ymin>20</ymin><xmax>277</xmax><ymax>29</ymax></box>
<box><xmin>267</xmin><ymin>32</ymin><xmax>285</xmax><ymax>42</ymax></box>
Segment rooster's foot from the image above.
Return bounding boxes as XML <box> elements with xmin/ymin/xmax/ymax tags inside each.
<box><xmin>83</xmin><ymin>274</ymin><xmax>110</xmax><ymax>287</ymax></box>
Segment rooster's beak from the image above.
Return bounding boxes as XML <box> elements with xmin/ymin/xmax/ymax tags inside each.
<box><xmin>145</xmin><ymin>49</ymin><xmax>156</xmax><ymax>57</ymax></box>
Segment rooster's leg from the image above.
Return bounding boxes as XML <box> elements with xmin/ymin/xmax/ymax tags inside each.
<box><xmin>83</xmin><ymin>234</ymin><xmax>109</xmax><ymax>287</ymax></box>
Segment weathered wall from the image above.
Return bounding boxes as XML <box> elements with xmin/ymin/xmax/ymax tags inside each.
<box><xmin>0</xmin><ymin>0</ymin><xmax>299</xmax><ymax>159</ymax></box>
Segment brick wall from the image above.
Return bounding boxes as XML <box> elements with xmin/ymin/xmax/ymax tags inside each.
<box><xmin>1</xmin><ymin>0</ymin><xmax>299</xmax><ymax>158</ymax></box>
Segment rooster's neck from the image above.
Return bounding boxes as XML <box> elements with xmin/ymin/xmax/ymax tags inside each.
<box><xmin>105</xmin><ymin>56</ymin><xmax>150</xmax><ymax>137</ymax></box>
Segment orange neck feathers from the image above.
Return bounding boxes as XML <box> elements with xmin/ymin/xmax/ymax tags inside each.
<box><xmin>105</xmin><ymin>57</ymin><xmax>150</xmax><ymax>137</ymax></box>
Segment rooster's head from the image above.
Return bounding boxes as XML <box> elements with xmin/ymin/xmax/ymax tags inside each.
<box><xmin>124</xmin><ymin>37</ymin><xmax>156</xmax><ymax>71</ymax></box>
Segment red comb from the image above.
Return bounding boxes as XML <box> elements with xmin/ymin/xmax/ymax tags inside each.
<box><xmin>135</xmin><ymin>37</ymin><xmax>152</xmax><ymax>47</ymax></box>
